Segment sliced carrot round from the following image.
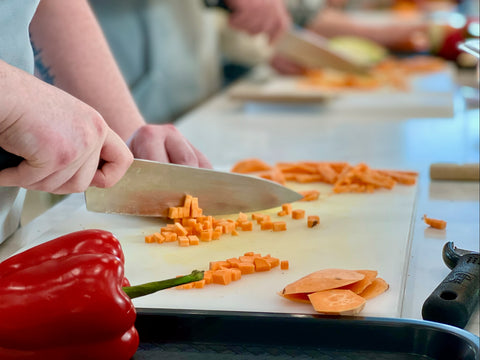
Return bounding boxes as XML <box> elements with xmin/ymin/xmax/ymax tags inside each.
<box><xmin>308</xmin><ymin>289</ymin><xmax>366</xmax><ymax>315</ymax></box>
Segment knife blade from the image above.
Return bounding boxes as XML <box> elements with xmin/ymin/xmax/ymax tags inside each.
<box><xmin>275</xmin><ymin>28</ymin><xmax>369</xmax><ymax>74</ymax></box>
<box><xmin>85</xmin><ymin>159</ymin><xmax>303</xmax><ymax>217</ymax></box>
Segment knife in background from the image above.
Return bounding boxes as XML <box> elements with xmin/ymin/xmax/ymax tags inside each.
<box><xmin>275</xmin><ymin>28</ymin><xmax>370</xmax><ymax>74</ymax></box>
<box><xmin>85</xmin><ymin>159</ymin><xmax>303</xmax><ymax>217</ymax></box>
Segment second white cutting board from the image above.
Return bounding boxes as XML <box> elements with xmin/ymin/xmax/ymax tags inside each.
<box><xmin>31</xmin><ymin>182</ymin><xmax>417</xmax><ymax>318</ymax></box>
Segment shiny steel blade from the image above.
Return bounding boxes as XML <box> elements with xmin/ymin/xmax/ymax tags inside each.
<box><xmin>85</xmin><ymin>159</ymin><xmax>303</xmax><ymax>217</ymax></box>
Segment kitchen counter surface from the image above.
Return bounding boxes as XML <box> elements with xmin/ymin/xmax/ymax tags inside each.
<box><xmin>1</xmin><ymin>66</ymin><xmax>479</xmax><ymax>338</ymax></box>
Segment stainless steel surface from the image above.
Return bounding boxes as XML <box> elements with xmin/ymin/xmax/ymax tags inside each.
<box><xmin>85</xmin><ymin>159</ymin><xmax>302</xmax><ymax>217</ymax></box>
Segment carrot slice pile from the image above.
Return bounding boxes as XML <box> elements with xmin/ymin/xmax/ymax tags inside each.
<box><xmin>230</xmin><ymin>159</ymin><xmax>418</xmax><ymax>194</ymax></box>
<box><xmin>423</xmin><ymin>214</ymin><xmax>447</xmax><ymax>230</ymax></box>
<box><xmin>176</xmin><ymin>252</ymin><xmax>290</xmax><ymax>289</ymax></box>
<box><xmin>280</xmin><ymin>268</ymin><xmax>389</xmax><ymax>315</ymax></box>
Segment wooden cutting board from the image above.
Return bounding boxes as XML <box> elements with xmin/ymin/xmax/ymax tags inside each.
<box><xmin>31</xmin><ymin>181</ymin><xmax>417</xmax><ymax>318</ymax></box>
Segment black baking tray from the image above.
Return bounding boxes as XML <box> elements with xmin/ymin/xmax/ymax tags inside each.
<box><xmin>132</xmin><ymin>309</ymin><xmax>479</xmax><ymax>360</ymax></box>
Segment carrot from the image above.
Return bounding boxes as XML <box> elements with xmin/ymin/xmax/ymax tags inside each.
<box><xmin>260</xmin><ymin>221</ymin><xmax>273</xmax><ymax>230</ymax></box>
<box><xmin>308</xmin><ymin>290</ymin><xmax>366</xmax><ymax>315</ymax></box>
<box><xmin>254</xmin><ymin>257</ymin><xmax>271</xmax><ymax>272</ymax></box>
<box><xmin>423</xmin><ymin>214</ymin><xmax>447</xmax><ymax>230</ymax></box>
<box><xmin>281</xmin><ymin>269</ymin><xmax>365</xmax><ymax>296</ymax></box>
<box><xmin>292</xmin><ymin>209</ymin><xmax>305</xmax><ymax>220</ymax></box>
<box><xmin>280</xmin><ymin>260</ymin><xmax>289</xmax><ymax>270</ymax></box>
<box><xmin>272</xmin><ymin>221</ymin><xmax>287</xmax><ymax>232</ymax></box>
<box><xmin>358</xmin><ymin>278</ymin><xmax>389</xmax><ymax>300</ymax></box>
<box><xmin>307</xmin><ymin>215</ymin><xmax>320</xmax><ymax>228</ymax></box>
<box><xmin>188</xmin><ymin>235</ymin><xmax>200</xmax><ymax>246</ymax></box>
<box><xmin>230</xmin><ymin>158</ymin><xmax>272</xmax><ymax>173</ymax></box>
<box><xmin>144</xmin><ymin>235</ymin><xmax>155</xmax><ymax>243</ymax></box>
<box><xmin>340</xmin><ymin>270</ymin><xmax>378</xmax><ymax>294</ymax></box>
<box><xmin>238</xmin><ymin>262</ymin><xmax>255</xmax><ymax>274</ymax></box>
<box><xmin>212</xmin><ymin>269</ymin><xmax>232</xmax><ymax>285</ymax></box>
<box><xmin>281</xmin><ymin>203</ymin><xmax>292</xmax><ymax>214</ymax></box>
<box><xmin>178</xmin><ymin>236</ymin><xmax>189</xmax><ymax>247</ymax></box>
<box><xmin>299</xmin><ymin>190</ymin><xmax>320</xmax><ymax>202</ymax></box>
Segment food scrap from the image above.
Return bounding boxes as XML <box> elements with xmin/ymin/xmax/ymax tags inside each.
<box><xmin>231</xmin><ymin>159</ymin><xmax>418</xmax><ymax>194</ymax></box>
<box><xmin>423</xmin><ymin>214</ymin><xmax>447</xmax><ymax>230</ymax></box>
<box><xmin>280</xmin><ymin>268</ymin><xmax>389</xmax><ymax>315</ymax></box>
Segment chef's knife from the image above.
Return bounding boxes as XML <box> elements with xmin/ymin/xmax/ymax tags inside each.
<box><xmin>85</xmin><ymin>159</ymin><xmax>303</xmax><ymax>217</ymax></box>
<box><xmin>275</xmin><ymin>28</ymin><xmax>370</xmax><ymax>74</ymax></box>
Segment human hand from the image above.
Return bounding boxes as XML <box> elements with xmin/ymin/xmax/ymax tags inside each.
<box><xmin>270</xmin><ymin>54</ymin><xmax>307</xmax><ymax>75</ymax></box>
<box><xmin>225</xmin><ymin>0</ymin><xmax>291</xmax><ymax>43</ymax></box>
<box><xmin>127</xmin><ymin>124</ymin><xmax>212</xmax><ymax>169</ymax></box>
<box><xmin>0</xmin><ymin>63</ymin><xmax>133</xmax><ymax>194</ymax></box>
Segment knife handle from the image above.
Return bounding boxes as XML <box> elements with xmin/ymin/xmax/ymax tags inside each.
<box><xmin>0</xmin><ymin>147</ymin><xmax>23</xmax><ymax>170</ymax></box>
<box><xmin>422</xmin><ymin>253</ymin><xmax>480</xmax><ymax>328</ymax></box>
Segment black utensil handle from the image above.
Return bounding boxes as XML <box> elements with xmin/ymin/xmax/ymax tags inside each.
<box><xmin>422</xmin><ymin>253</ymin><xmax>480</xmax><ymax>328</ymax></box>
<box><xmin>0</xmin><ymin>147</ymin><xmax>23</xmax><ymax>170</ymax></box>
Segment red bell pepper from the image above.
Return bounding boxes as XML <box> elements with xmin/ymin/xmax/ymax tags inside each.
<box><xmin>0</xmin><ymin>229</ymin><xmax>203</xmax><ymax>360</ymax></box>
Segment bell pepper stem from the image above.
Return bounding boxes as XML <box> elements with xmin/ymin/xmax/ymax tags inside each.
<box><xmin>122</xmin><ymin>270</ymin><xmax>204</xmax><ymax>299</ymax></box>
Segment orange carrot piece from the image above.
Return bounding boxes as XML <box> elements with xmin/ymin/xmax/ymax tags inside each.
<box><xmin>307</xmin><ymin>215</ymin><xmax>320</xmax><ymax>228</ymax></box>
<box><xmin>240</xmin><ymin>221</ymin><xmax>253</xmax><ymax>231</ymax></box>
<box><xmin>212</xmin><ymin>269</ymin><xmax>232</xmax><ymax>285</ymax></box>
<box><xmin>282</xmin><ymin>269</ymin><xmax>365</xmax><ymax>295</ymax></box>
<box><xmin>244</xmin><ymin>252</ymin><xmax>254</xmax><ymax>256</ymax></box>
<box><xmin>272</xmin><ymin>221</ymin><xmax>287</xmax><ymax>232</ymax></box>
<box><xmin>423</xmin><ymin>214</ymin><xmax>447</xmax><ymax>230</ymax></box>
<box><xmin>231</xmin><ymin>268</ymin><xmax>242</xmax><ymax>281</ymax></box>
<box><xmin>188</xmin><ymin>235</ymin><xmax>199</xmax><ymax>245</ymax></box>
<box><xmin>203</xmin><ymin>271</ymin><xmax>213</xmax><ymax>285</ymax></box>
<box><xmin>358</xmin><ymin>278</ymin><xmax>389</xmax><ymax>300</ymax></box>
<box><xmin>277</xmin><ymin>210</ymin><xmax>287</xmax><ymax>217</ymax></box>
<box><xmin>292</xmin><ymin>209</ymin><xmax>305</xmax><ymax>220</ymax></box>
<box><xmin>226</xmin><ymin>258</ymin><xmax>241</xmax><ymax>267</ymax></box>
<box><xmin>231</xmin><ymin>158</ymin><xmax>272</xmax><ymax>174</ymax></box>
<box><xmin>199</xmin><ymin>229</ymin><xmax>213</xmax><ymax>242</ymax></box>
<box><xmin>173</xmin><ymin>222</ymin><xmax>189</xmax><ymax>236</ymax></box>
<box><xmin>212</xmin><ymin>228</ymin><xmax>222</xmax><ymax>240</ymax></box>
<box><xmin>194</xmin><ymin>279</ymin><xmax>206</xmax><ymax>289</ymax></box>
<box><xmin>144</xmin><ymin>235</ymin><xmax>155</xmax><ymax>244</ymax></box>
<box><xmin>308</xmin><ymin>289</ymin><xmax>366</xmax><ymax>315</ymax></box>
<box><xmin>239</xmin><ymin>255</ymin><xmax>255</xmax><ymax>263</ymax></box>
<box><xmin>265</xmin><ymin>257</ymin><xmax>280</xmax><ymax>268</ymax></box>
<box><xmin>280</xmin><ymin>260</ymin><xmax>289</xmax><ymax>270</ymax></box>
<box><xmin>260</xmin><ymin>221</ymin><xmax>273</xmax><ymax>230</ymax></box>
<box><xmin>254</xmin><ymin>257</ymin><xmax>271</xmax><ymax>272</ymax></box>
<box><xmin>163</xmin><ymin>232</ymin><xmax>178</xmax><ymax>242</ymax></box>
<box><xmin>168</xmin><ymin>207</ymin><xmax>179</xmax><ymax>219</ymax></box>
<box><xmin>299</xmin><ymin>190</ymin><xmax>320</xmax><ymax>201</ymax></box>
<box><xmin>282</xmin><ymin>203</ymin><xmax>292</xmax><ymax>215</ymax></box>
<box><xmin>340</xmin><ymin>270</ymin><xmax>378</xmax><ymax>294</ymax></box>
<box><xmin>238</xmin><ymin>262</ymin><xmax>255</xmax><ymax>274</ymax></box>
<box><xmin>178</xmin><ymin>236</ymin><xmax>189</xmax><ymax>247</ymax></box>
<box><xmin>210</xmin><ymin>261</ymin><xmax>231</xmax><ymax>270</ymax></box>
<box><xmin>183</xmin><ymin>194</ymin><xmax>193</xmax><ymax>217</ymax></box>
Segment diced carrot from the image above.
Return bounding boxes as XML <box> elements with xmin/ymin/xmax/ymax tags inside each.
<box><xmin>260</xmin><ymin>221</ymin><xmax>273</xmax><ymax>230</ymax></box>
<box><xmin>144</xmin><ymin>235</ymin><xmax>155</xmax><ymax>243</ymax></box>
<box><xmin>232</xmin><ymin>229</ymin><xmax>239</xmax><ymax>236</ymax></box>
<box><xmin>308</xmin><ymin>289</ymin><xmax>366</xmax><ymax>315</ymax></box>
<box><xmin>358</xmin><ymin>278</ymin><xmax>389</xmax><ymax>300</ymax></box>
<box><xmin>280</xmin><ymin>260</ymin><xmax>289</xmax><ymax>270</ymax></box>
<box><xmin>307</xmin><ymin>215</ymin><xmax>320</xmax><ymax>228</ymax></box>
<box><xmin>237</xmin><ymin>212</ymin><xmax>248</xmax><ymax>222</ymax></box>
<box><xmin>240</xmin><ymin>221</ymin><xmax>253</xmax><ymax>231</ymax></box>
<box><xmin>173</xmin><ymin>222</ymin><xmax>189</xmax><ymax>236</ymax></box>
<box><xmin>251</xmin><ymin>213</ymin><xmax>264</xmax><ymax>221</ymax></box>
<box><xmin>272</xmin><ymin>221</ymin><xmax>287</xmax><ymax>232</ymax></box>
<box><xmin>292</xmin><ymin>209</ymin><xmax>305</xmax><ymax>220</ymax></box>
<box><xmin>244</xmin><ymin>252</ymin><xmax>254</xmax><ymax>256</ymax></box>
<box><xmin>423</xmin><ymin>214</ymin><xmax>447</xmax><ymax>230</ymax></box>
<box><xmin>254</xmin><ymin>257</ymin><xmax>271</xmax><ymax>272</ymax></box>
<box><xmin>212</xmin><ymin>269</ymin><xmax>232</xmax><ymax>285</ymax></box>
<box><xmin>203</xmin><ymin>271</ymin><xmax>213</xmax><ymax>285</ymax></box>
<box><xmin>199</xmin><ymin>229</ymin><xmax>213</xmax><ymax>242</ymax></box>
<box><xmin>231</xmin><ymin>268</ymin><xmax>242</xmax><ymax>281</ymax></box>
<box><xmin>178</xmin><ymin>236</ymin><xmax>189</xmax><ymax>247</ymax></box>
<box><xmin>183</xmin><ymin>194</ymin><xmax>193</xmax><ymax>217</ymax></box>
<box><xmin>277</xmin><ymin>210</ymin><xmax>287</xmax><ymax>217</ymax></box>
<box><xmin>210</xmin><ymin>261</ymin><xmax>231</xmax><ymax>270</ymax></box>
<box><xmin>226</xmin><ymin>258</ymin><xmax>241</xmax><ymax>267</ymax></box>
<box><xmin>188</xmin><ymin>235</ymin><xmax>200</xmax><ymax>245</ymax></box>
<box><xmin>191</xmin><ymin>197</ymin><xmax>202</xmax><ymax>218</ymax></box>
<box><xmin>168</xmin><ymin>207</ymin><xmax>178</xmax><ymax>219</ymax></box>
<box><xmin>239</xmin><ymin>255</ymin><xmax>255</xmax><ymax>263</ymax></box>
<box><xmin>299</xmin><ymin>190</ymin><xmax>320</xmax><ymax>201</ymax></box>
<box><xmin>238</xmin><ymin>262</ymin><xmax>255</xmax><ymax>274</ymax></box>
<box><xmin>163</xmin><ymin>232</ymin><xmax>178</xmax><ymax>242</ymax></box>
<box><xmin>265</xmin><ymin>257</ymin><xmax>280</xmax><ymax>268</ymax></box>
<box><xmin>212</xmin><ymin>228</ymin><xmax>222</xmax><ymax>240</ymax></box>
<box><xmin>282</xmin><ymin>203</ymin><xmax>292</xmax><ymax>215</ymax></box>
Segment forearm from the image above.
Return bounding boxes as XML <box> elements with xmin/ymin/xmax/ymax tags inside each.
<box><xmin>29</xmin><ymin>0</ymin><xmax>145</xmax><ymax>140</ymax></box>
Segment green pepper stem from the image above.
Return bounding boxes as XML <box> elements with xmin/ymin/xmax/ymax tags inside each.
<box><xmin>123</xmin><ymin>270</ymin><xmax>204</xmax><ymax>299</ymax></box>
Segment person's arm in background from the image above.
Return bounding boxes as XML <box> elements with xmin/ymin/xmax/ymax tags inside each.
<box><xmin>30</xmin><ymin>0</ymin><xmax>211</xmax><ymax>168</ymax></box>
<box><xmin>0</xmin><ymin>60</ymin><xmax>132</xmax><ymax>194</ymax></box>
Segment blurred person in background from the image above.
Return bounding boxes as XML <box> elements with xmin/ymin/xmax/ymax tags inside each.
<box><xmin>88</xmin><ymin>0</ymin><xmax>291</xmax><ymax>124</ymax></box>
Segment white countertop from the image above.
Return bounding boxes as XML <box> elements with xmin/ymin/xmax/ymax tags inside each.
<box><xmin>1</xmin><ymin>67</ymin><xmax>479</xmax><ymax>337</ymax></box>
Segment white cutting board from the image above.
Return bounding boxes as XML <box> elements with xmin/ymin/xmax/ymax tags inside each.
<box><xmin>31</xmin><ymin>182</ymin><xmax>417</xmax><ymax>318</ymax></box>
